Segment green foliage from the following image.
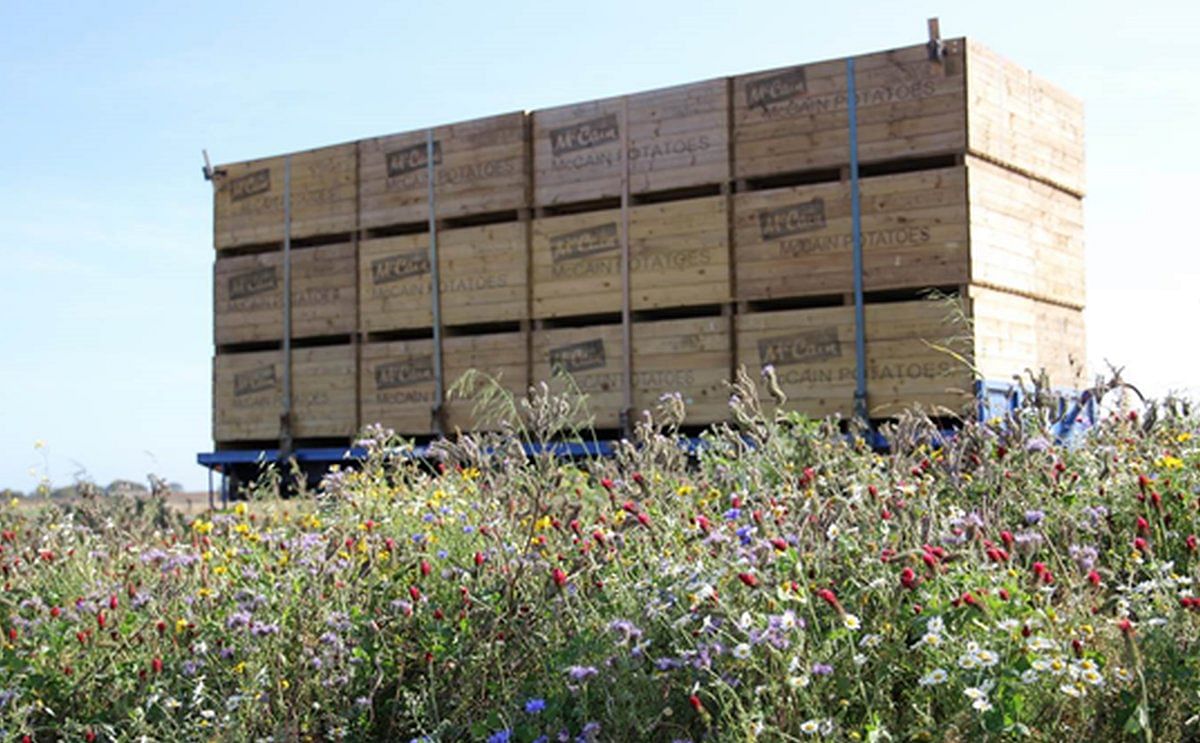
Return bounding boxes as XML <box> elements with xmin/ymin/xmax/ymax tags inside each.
<box><xmin>1</xmin><ymin>377</ymin><xmax>1199</xmax><ymax>741</ymax></box>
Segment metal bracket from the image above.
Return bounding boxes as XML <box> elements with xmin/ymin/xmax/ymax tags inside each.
<box><xmin>927</xmin><ymin>17</ymin><xmax>945</xmax><ymax>63</ymax></box>
<box><xmin>201</xmin><ymin>149</ymin><xmax>225</xmax><ymax>182</ymax></box>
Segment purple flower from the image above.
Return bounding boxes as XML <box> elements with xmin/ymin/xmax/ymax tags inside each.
<box><xmin>577</xmin><ymin>722</ymin><xmax>601</xmax><ymax>742</ymax></box>
<box><xmin>1025</xmin><ymin>437</ymin><xmax>1051</xmax><ymax>453</ymax></box>
<box><xmin>566</xmin><ymin>665</ymin><xmax>598</xmax><ymax>681</ymax></box>
<box><xmin>1024</xmin><ymin>510</ymin><xmax>1045</xmax><ymax>525</ymax></box>
<box><xmin>607</xmin><ymin>619</ymin><xmax>643</xmax><ymax>644</ymax></box>
<box><xmin>525</xmin><ymin>697</ymin><xmax>546</xmax><ymax>714</ymax></box>
<box><xmin>812</xmin><ymin>662</ymin><xmax>833</xmax><ymax>676</ymax></box>
<box><xmin>724</xmin><ymin>508</ymin><xmax>741</xmax><ymax>521</ymax></box>
<box><xmin>487</xmin><ymin>730</ymin><xmax>512</xmax><ymax>743</ymax></box>
<box><xmin>250</xmin><ymin>622</ymin><xmax>280</xmax><ymax>637</ymax></box>
<box><xmin>226</xmin><ymin>611</ymin><xmax>252</xmax><ymax>630</ymax></box>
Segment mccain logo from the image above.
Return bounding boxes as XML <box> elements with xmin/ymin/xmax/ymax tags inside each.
<box><xmin>758</xmin><ymin>198</ymin><xmax>826</xmax><ymax>240</ymax></box>
<box><xmin>234</xmin><ymin>365</ymin><xmax>277</xmax><ymax>396</ymax></box>
<box><xmin>371</xmin><ymin>250</ymin><xmax>431</xmax><ymax>285</ymax></box>
<box><xmin>228</xmin><ymin>267</ymin><xmax>278</xmax><ymax>300</ymax></box>
<box><xmin>758</xmin><ymin>328</ymin><xmax>842</xmax><ymax>366</ymax></box>
<box><xmin>549</xmin><ymin>113</ymin><xmax>620</xmax><ymax>156</ymax></box>
<box><xmin>229</xmin><ymin>168</ymin><xmax>271</xmax><ymax>201</ymax></box>
<box><xmin>375</xmin><ymin>356</ymin><xmax>434</xmax><ymax>390</ymax></box>
<box><xmin>549</xmin><ymin>223</ymin><xmax>619</xmax><ymax>264</ymax></box>
<box><xmin>386</xmin><ymin>141</ymin><xmax>443</xmax><ymax>178</ymax></box>
<box><xmin>745</xmin><ymin>68</ymin><xmax>808</xmax><ymax>110</ymax></box>
<box><xmin>549</xmin><ymin>339</ymin><xmax>606</xmax><ymax>374</ymax></box>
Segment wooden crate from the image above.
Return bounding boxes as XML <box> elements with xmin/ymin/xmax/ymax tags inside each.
<box><xmin>966</xmin><ymin>40</ymin><xmax>1085</xmax><ymax>196</ymax></box>
<box><xmin>360</xmin><ymin>339</ymin><xmax>438</xmax><ymax>434</ymax></box>
<box><xmin>969</xmin><ymin>285</ymin><xmax>1087</xmax><ymax>390</ymax></box>
<box><xmin>736</xmin><ymin>301</ymin><xmax>975</xmax><ymax>418</ymax></box>
<box><xmin>359</xmin><ymin>112</ymin><xmax>528</xmax><ymax>228</ymax></box>
<box><xmin>533</xmin><ymin>78</ymin><xmax>729</xmax><ymax>205</ymax></box>
<box><xmin>532</xmin><ymin>316</ymin><xmax>731</xmax><ymax>428</ymax></box>
<box><xmin>734</xmin><ymin>167</ymin><xmax>969</xmax><ymax>301</ymax></box>
<box><xmin>532</xmin><ymin>195</ymin><xmax>729</xmax><ymax>318</ymax></box>
<box><xmin>214</xmin><ymin>143</ymin><xmax>357</xmax><ymax>250</ymax></box>
<box><xmin>733</xmin><ymin>40</ymin><xmax>1084</xmax><ymax>195</ymax></box>
<box><xmin>213</xmin><ymin>345</ymin><xmax>356</xmax><ymax>442</ymax></box>
<box><xmin>966</xmin><ymin>157</ymin><xmax>1085</xmax><ymax>308</ymax></box>
<box><xmin>733</xmin><ymin>158</ymin><xmax>1084</xmax><ymax>308</ymax></box>
<box><xmin>359</xmin><ymin>222</ymin><xmax>527</xmax><ymax>332</ymax></box>
<box><xmin>214</xmin><ymin>243</ymin><xmax>356</xmax><ymax>346</ymax></box>
<box><xmin>734</xmin><ymin>42</ymin><xmax>967</xmax><ymax>181</ymax></box>
<box><xmin>444</xmin><ymin>332</ymin><xmax>530</xmax><ymax>431</ymax></box>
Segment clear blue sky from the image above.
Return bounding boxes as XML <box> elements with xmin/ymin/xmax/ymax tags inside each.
<box><xmin>2</xmin><ymin>0</ymin><xmax>1197</xmax><ymax>492</ymax></box>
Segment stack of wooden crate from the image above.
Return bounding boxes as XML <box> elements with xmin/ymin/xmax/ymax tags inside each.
<box><xmin>210</xmin><ymin>36</ymin><xmax>1086</xmax><ymax>447</ymax></box>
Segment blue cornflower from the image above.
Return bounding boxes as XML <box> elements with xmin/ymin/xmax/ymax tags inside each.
<box><xmin>723</xmin><ymin>507</ymin><xmax>741</xmax><ymax>521</ymax></box>
<box><xmin>525</xmin><ymin>697</ymin><xmax>546</xmax><ymax>714</ymax></box>
<box><xmin>486</xmin><ymin>730</ymin><xmax>512</xmax><ymax>743</ymax></box>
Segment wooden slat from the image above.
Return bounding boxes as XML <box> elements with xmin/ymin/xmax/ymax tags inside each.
<box><xmin>360</xmin><ymin>339</ymin><xmax>438</xmax><ymax>434</ymax></box>
<box><xmin>359</xmin><ymin>112</ymin><xmax>529</xmax><ymax>228</ymax></box>
<box><xmin>214</xmin><ymin>143</ymin><xmax>357</xmax><ymax>250</ymax></box>
<box><xmin>359</xmin><ymin>222</ymin><xmax>528</xmax><ymax>332</ymax></box>
<box><xmin>444</xmin><ymin>332</ymin><xmax>530</xmax><ymax>431</ymax></box>
<box><xmin>966</xmin><ymin>156</ymin><xmax>1085</xmax><ymax>308</ymax></box>
<box><xmin>969</xmin><ymin>285</ymin><xmax>1087</xmax><ymax>389</ymax></box>
<box><xmin>736</xmin><ymin>301</ymin><xmax>974</xmax><ymax>418</ymax></box>
<box><xmin>733</xmin><ymin>41</ymin><xmax>968</xmax><ymax>180</ymax></box>
<box><xmin>533</xmin><ymin>78</ymin><xmax>729</xmax><ymax>205</ymax></box>
<box><xmin>965</xmin><ymin>40</ymin><xmax>1085</xmax><ymax>196</ymax></box>
<box><xmin>213</xmin><ymin>345</ymin><xmax>356</xmax><ymax>441</ymax></box>
<box><xmin>532</xmin><ymin>317</ymin><xmax>732</xmax><ymax>428</ymax></box>
<box><xmin>734</xmin><ymin>167</ymin><xmax>970</xmax><ymax>300</ymax></box>
<box><xmin>214</xmin><ymin>243</ymin><xmax>356</xmax><ymax>345</ymax></box>
<box><xmin>532</xmin><ymin>196</ymin><xmax>730</xmax><ymax>318</ymax></box>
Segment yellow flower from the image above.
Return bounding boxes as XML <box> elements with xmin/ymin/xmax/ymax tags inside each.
<box><xmin>1158</xmin><ymin>455</ymin><xmax>1184</xmax><ymax>470</ymax></box>
<box><xmin>533</xmin><ymin>515</ymin><xmax>553</xmax><ymax>532</ymax></box>
<box><xmin>213</xmin><ymin>566</ymin><xmax>228</xmax><ymax>576</ymax></box>
<box><xmin>192</xmin><ymin>520</ymin><xmax>213</xmax><ymax>535</ymax></box>
<box><xmin>197</xmin><ymin>588</ymin><xmax>213</xmax><ymax>598</ymax></box>
<box><xmin>175</xmin><ymin>619</ymin><xmax>188</xmax><ymax>634</ymax></box>
<box><xmin>234</xmin><ymin>503</ymin><xmax>247</xmax><ymax>517</ymax></box>
<box><xmin>234</xmin><ymin>523</ymin><xmax>250</xmax><ymax>535</ymax></box>
<box><xmin>676</xmin><ymin>484</ymin><xmax>695</xmax><ymax>497</ymax></box>
<box><xmin>1178</xmin><ymin>432</ymin><xmax>1193</xmax><ymax>443</ymax></box>
<box><xmin>280</xmin><ymin>679</ymin><xmax>290</xmax><ymax>690</ymax></box>
<box><xmin>233</xmin><ymin>662</ymin><xmax>246</xmax><ymax>675</ymax></box>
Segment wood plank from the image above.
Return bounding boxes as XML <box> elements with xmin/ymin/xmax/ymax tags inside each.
<box><xmin>533</xmin><ymin>78</ymin><xmax>729</xmax><ymax>205</ymax></box>
<box><xmin>531</xmin><ymin>317</ymin><xmax>732</xmax><ymax>428</ymax></box>
<box><xmin>360</xmin><ymin>339</ymin><xmax>438</xmax><ymax>434</ymax></box>
<box><xmin>532</xmin><ymin>196</ymin><xmax>730</xmax><ymax>318</ymax></box>
<box><xmin>444</xmin><ymin>332</ymin><xmax>529</xmax><ymax>431</ymax></box>
<box><xmin>733</xmin><ymin>167</ymin><xmax>970</xmax><ymax>300</ymax></box>
<box><xmin>735</xmin><ymin>300</ymin><xmax>974</xmax><ymax>418</ymax></box>
<box><xmin>966</xmin><ymin>156</ymin><xmax>1085</xmax><ymax>308</ymax></box>
<box><xmin>732</xmin><ymin>41</ymin><xmax>968</xmax><ymax>180</ymax></box>
<box><xmin>359</xmin><ymin>222</ymin><xmax>528</xmax><ymax>332</ymax></box>
<box><xmin>214</xmin><ymin>243</ymin><xmax>356</xmax><ymax>345</ymax></box>
<box><xmin>359</xmin><ymin>112</ymin><xmax>529</xmax><ymax>228</ymax></box>
<box><xmin>213</xmin><ymin>345</ymin><xmax>356</xmax><ymax>441</ymax></box>
<box><xmin>965</xmin><ymin>40</ymin><xmax>1085</xmax><ymax>195</ymax></box>
<box><xmin>214</xmin><ymin>143</ymin><xmax>357</xmax><ymax>250</ymax></box>
<box><xmin>969</xmin><ymin>285</ymin><xmax>1087</xmax><ymax>389</ymax></box>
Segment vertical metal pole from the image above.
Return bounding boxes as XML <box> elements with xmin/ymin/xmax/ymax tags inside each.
<box><xmin>619</xmin><ymin>97</ymin><xmax>634</xmax><ymax>434</ymax></box>
<box><xmin>281</xmin><ymin>155</ymin><xmax>294</xmax><ymax>455</ymax></box>
<box><xmin>207</xmin><ymin>467</ymin><xmax>214</xmax><ymax>512</ymax></box>
<box><xmin>426</xmin><ymin>129</ymin><xmax>445</xmax><ymax>434</ymax></box>
<box><xmin>847</xmin><ymin>58</ymin><xmax>868</xmax><ymax>423</ymax></box>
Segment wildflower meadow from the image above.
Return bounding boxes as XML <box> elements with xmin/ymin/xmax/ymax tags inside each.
<box><xmin>2</xmin><ymin>371</ymin><xmax>1199</xmax><ymax>741</ymax></box>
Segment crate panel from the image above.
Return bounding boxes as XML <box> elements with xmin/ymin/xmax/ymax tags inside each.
<box><xmin>213</xmin><ymin>345</ymin><xmax>355</xmax><ymax>442</ymax></box>
<box><xmin>733</xmin><ymin>42</ymin><xmax>967</xmax><ymax>180</ymax></box>
<box><xmin>532</xmin><ymin>196</ymin><xmax>729</xmax><ymax>318</ymax></box>
<box><xmin>966</xmin><ymin>41</ymin><xmax>1085</xmax><ymax>196</ymax></box>
<box><xmin>532</xmin><ymin>317</ymin><xmax>731</xmax><ymax>428</ymax></box>
<box><xmin>359</xmin><ymin>222</ymin><xmax>527</xmax><ymax>333</ymax></box>
<box><xmin>214</xmin><ymin>143</ymin><xmax>357</xmax><ymax>250</ymax></box>
<box><xmin>966</xmin><ymin>157</ymin><xmax>1085</xmax><ymax>308</ymax></box>
<box><xmin>214</xmin><ymin>350</ymin><xmax>281</xmax><ymax>442</ymax></box>
<box><xmin>734</xmin><ymin>168</ymin><xmax>969</xmax><ymax>300</ymax></box>
<box><xmin>360</xmin><ymin>339</ymin><xmax>438</xmax><ymax>434</ymax></box>
<box><xmin>736</xmin><ymin>301</ymin><xmax>974</xmax><ymax>418</ymax></box>
<box><xmin>444</xmin><ymin>332</ymin><xmax>530</xmax><ymax>431</ymax></box>
<box><xmin>533</xmin><ymin>78</ymin><xmax>729</xmax><ymax>205</ymax></box>
<box><xmin>970</xmin><ymin>286</ymin><xmax>1086</xmax><ymax>390</ymax></box>
<box><xmin>214</xmin><ymin>243</ymin><xmax>356</xmax><ymax>345</ymax></box>
<box><xmin>359</xmin><ymin>112</ymin><xmax>528</xmax><ymax>228</ymax></box>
